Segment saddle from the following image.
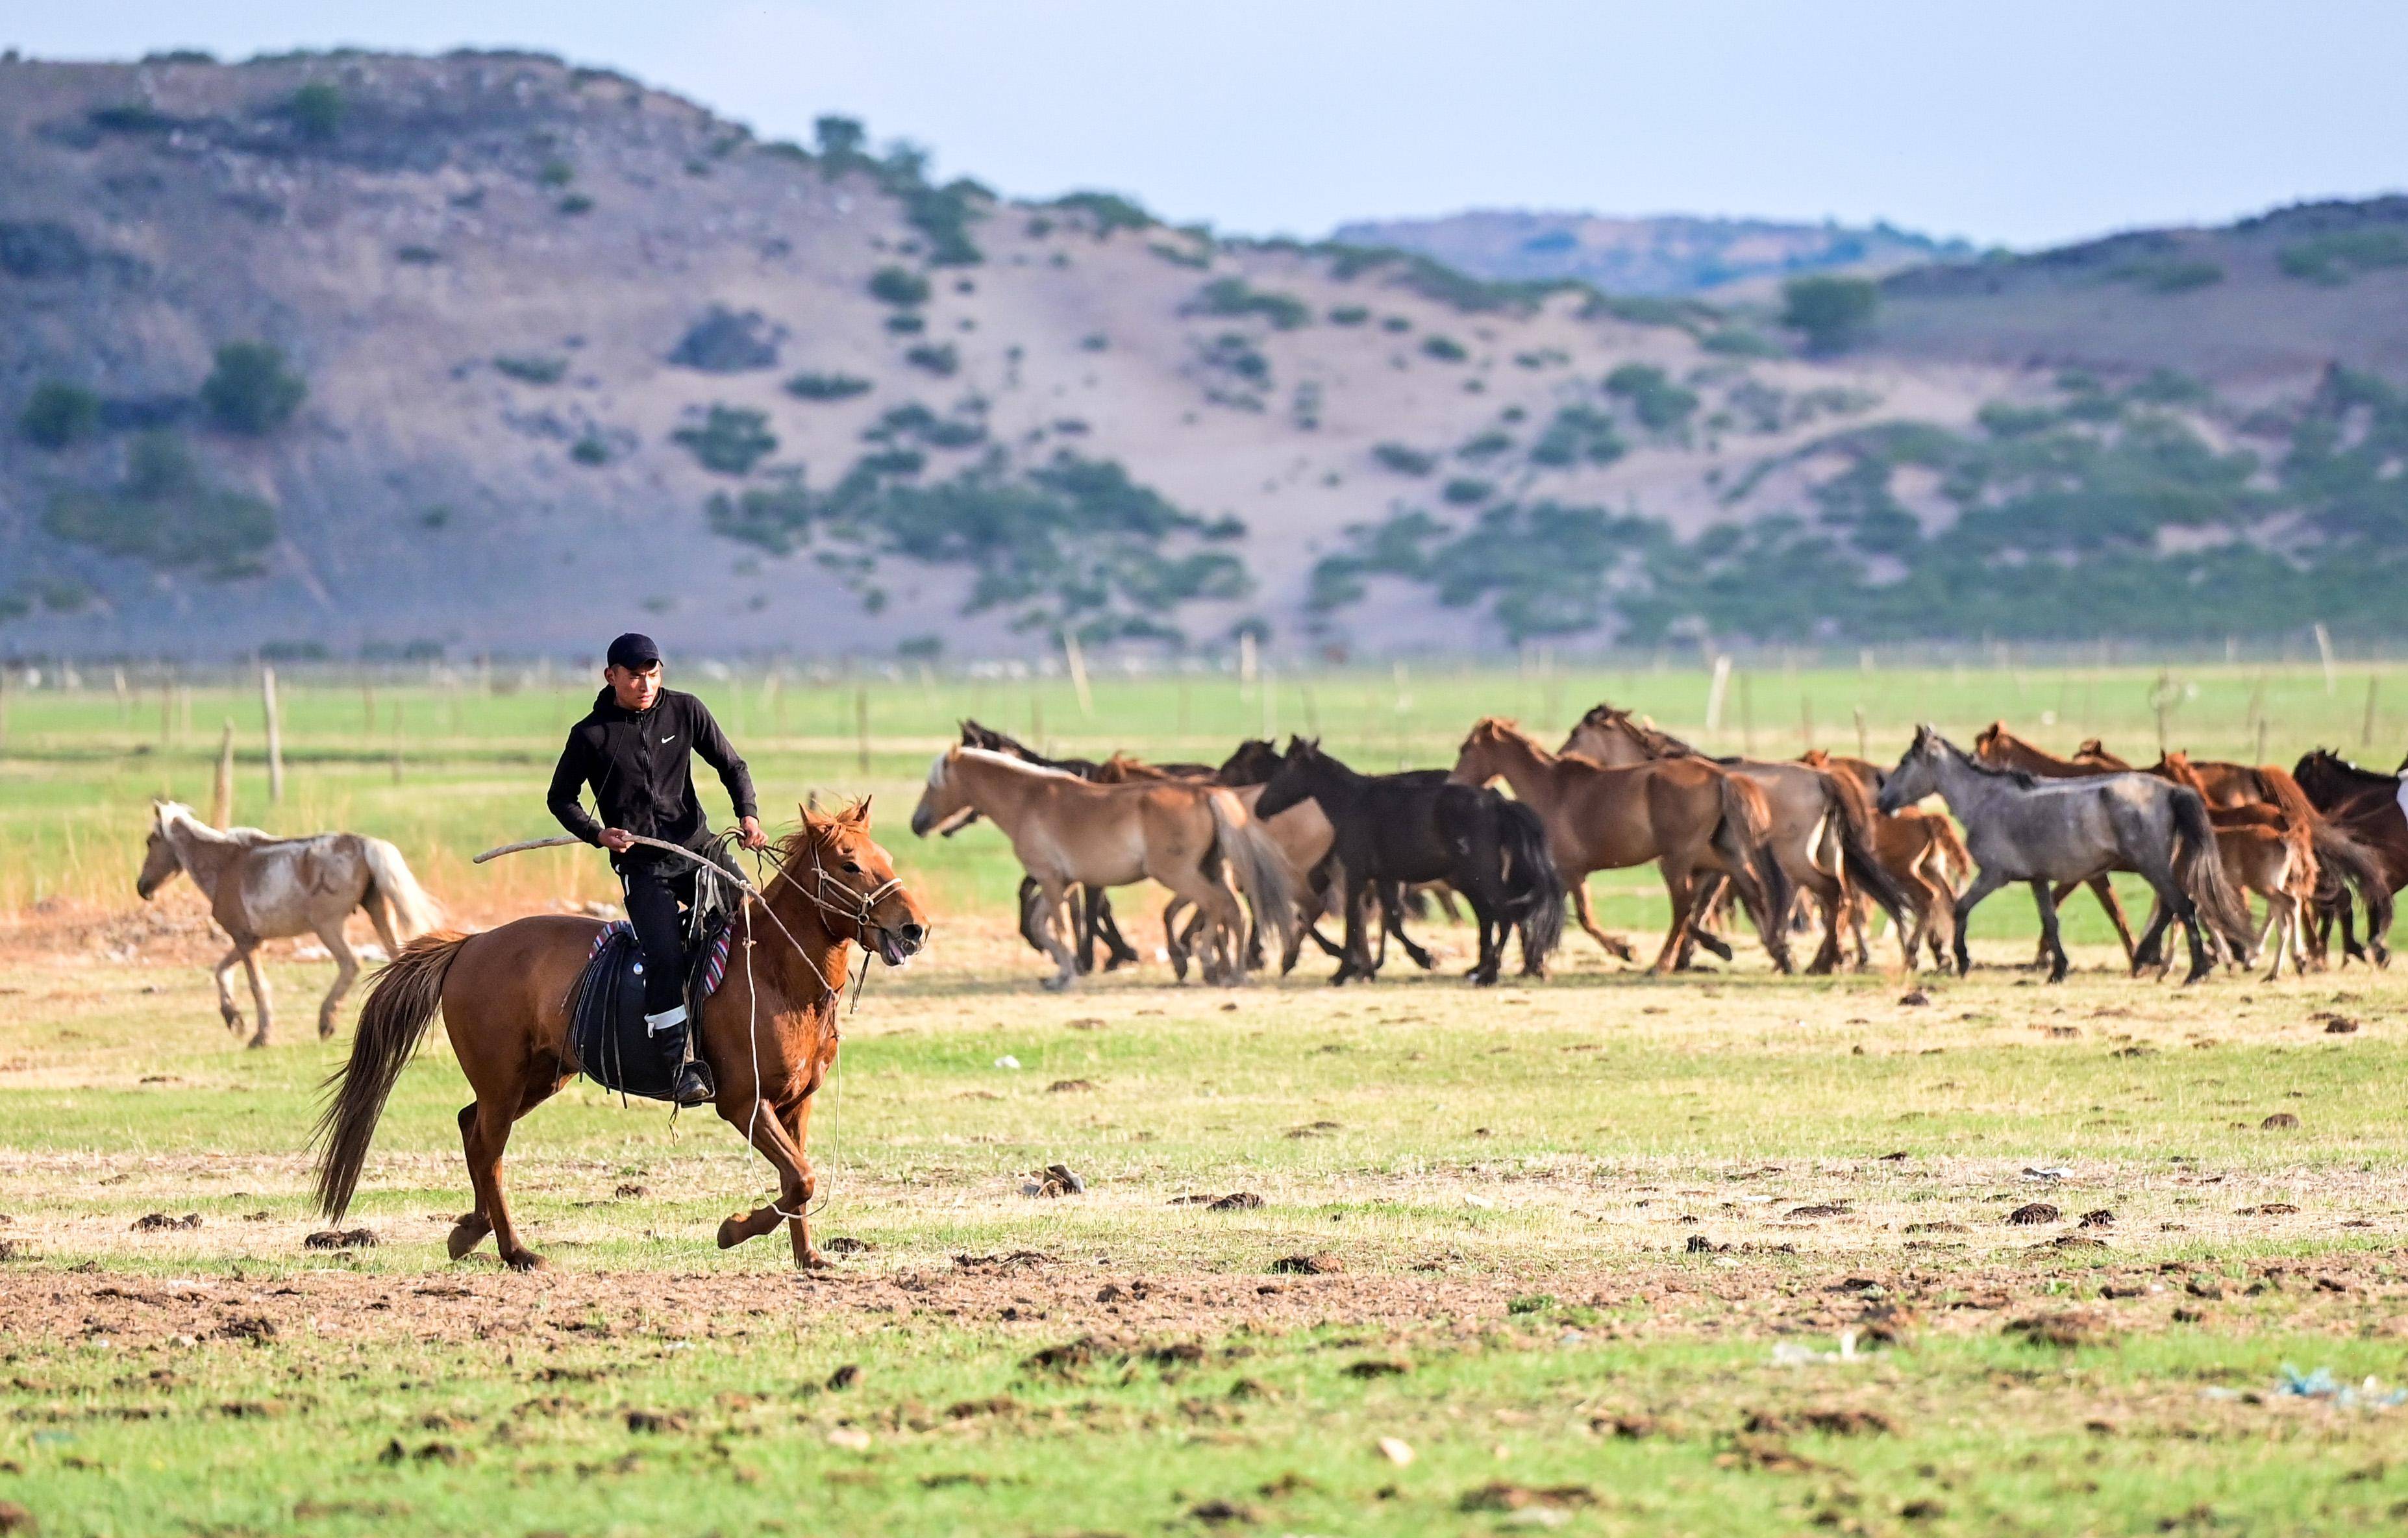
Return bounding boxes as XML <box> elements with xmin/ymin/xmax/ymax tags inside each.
<box><xmin>567</xmin><ymin>916</ymin><xmax>734</xmax><ymax>1102</ymax></box>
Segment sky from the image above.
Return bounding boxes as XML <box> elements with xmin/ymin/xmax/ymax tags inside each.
<box><xmin>8</xmin><ymin>1</ymin><xmax>2406</xmax><ymax>250</ymax></box>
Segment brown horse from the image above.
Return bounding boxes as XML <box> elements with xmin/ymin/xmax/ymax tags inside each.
<box><xmin>312</xmin><ymin>801</ymin><xmax>928</xmax><ymax>1271</ymax></box>
<box><xmin>1970</xmin><ymin>723</ymin><xmax>2145</xmax><ymax>967</ymax></box>
<box><xmin>909</xmin><ymin>746</ymin><xmax>1292</xmax><ymax>989</ymax></box>
<box><xmin>2157</xmin><ymin>752</ymin><xmax>2318</xmax><ymax>978</ymax></box>
<box><xmin>1800</xmin><ymin>750</ymin><xmax>1968</xmax><ymax>968</ymax></box>
<box><xmin>1561</xmin><ymin>705</ymin><xmax>1911</xmax><ymax>971</ymax></box>
<box><xmin>1450</xmin><ymin>717</ymin><xmax>1793</xmax><ymax>973</ymax></box>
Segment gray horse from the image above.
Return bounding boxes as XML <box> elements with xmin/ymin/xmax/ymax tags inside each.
<box><xmin>136</xmin><ymin>800</ymin><xmax>443</xmax><ymax>1046</ymax></box>
<box><xmin>1876</xmin><ymin>726</ymin><xmax>2254</xmax><ymax>984</ymax></box>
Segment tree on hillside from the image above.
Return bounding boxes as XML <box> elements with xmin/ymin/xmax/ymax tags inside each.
<box><xmin>1781</xmin><ymin>275</ymin><xmax>1879</xmax><ymax>355</ymax></box>
<box><xmin>813</xmin><ymin>116</ymin><xmax>866</xmax><ymax>159</ymax></box>
<box><xmin>201</xmin><ymin>342</ymin><xmax>306</xmax><ymax>434</ymax></box>
<box><xmin>21</xmin><ymin>382</ymin><xmax>100</xmax><ymax>449</ymax></box>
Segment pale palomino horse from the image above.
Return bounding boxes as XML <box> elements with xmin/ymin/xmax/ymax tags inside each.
<box><xmin>135</xmin><ymin>800</ymin><xmax>442</xmax><ymax>1046</ymax></box>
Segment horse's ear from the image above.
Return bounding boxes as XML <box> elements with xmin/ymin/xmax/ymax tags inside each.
<box><xmin>849</xmin><ymin>795</ymin><xmax>873</xmax><ymax>825</ymax></box>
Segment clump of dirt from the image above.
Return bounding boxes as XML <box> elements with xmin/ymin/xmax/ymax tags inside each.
<box><xmin>1459</xmin><ymin>1482</ymin><xmax>1598</xmax><ymax>1512</ymax></box>
<box><xmin>304</xmin><ymin>1227</ymin><xmax>378</xmax><ymax>1250</ymax></box>
<box><xmin>1270</xmin><ymin>1252</ymin><xmax>1343</xmax><ymax>1276</ymax></box>
<box><xmin>1204</xmin><ymin>1192</ymin><xmax>1263</xmax><ymax>1211</ymax></box>
<box><xmin>130</xmin><ymin>1213</ymin><xmax>202</xmax><ymax>1232</ymax></box>
<box><xmin>2007</xmin><ymin>1203</ymin><xmax>2060</xmax><ymax>1226</ymax></box>
<box><xmin>2261</xmin><ymin>1113</ymin><xmax>2301</xmax><ymax>1130</ymax></box>
<box><xmin>2004</xmin><ymin>1311</ymin><xmax>2112</xmax><ymax>1348</ymax></box>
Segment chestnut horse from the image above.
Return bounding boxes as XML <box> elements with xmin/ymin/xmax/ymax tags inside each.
<box><xmin>312</xmin><ymin>801</ymin><xmax>928</xmax><ymax>1271</ymax></box>
<box><xmin>1450</xmin><ymin>717</ymin><xmax>1793</xmax><ymax>973</ymax></box>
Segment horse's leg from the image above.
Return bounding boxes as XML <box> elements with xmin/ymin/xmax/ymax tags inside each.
<box><xmin>1802</xmin><ymin>872</ymin><xmax>1846</xmax><ymax>975</ymax></box>
<box><xmin>1162</xmin><ymin>897</ymin><xmax>1193</xmax><ymax>982</ymax></box>
<box><xmin>1034</xmin><ymin>878</ymin><xmax>1080</xmax><ymax>991</ymax></box>
<box><xmin>1950</xmin><ymin>867</ymin><xmax>2011</xmax><ymax>976</ymax></box>
<box><xmin>238</xmin><ymin>943</ymin><xmax>273</xmax><ymax>1048</ymax></box>
<box><xmin>712</xmin><ymin>1093</ymin><xmax>816</xmax><ymax>1257</ymax></box>
<box><xmin>445</xmin><ymin>1104</ymin><xmax>495</xmax><ymax>1258</ymax></box>
<box><xmin>1333</xmin><ymin>878</ymin><xmax>1371</xmax><ymax>986</ymax></box>
<box><xmin>210</xmin><ymin>945</ymin><xmax>247</xmax><ymax>1036</ymax></box>
<box><xmin>1381</xmin><ymin>883</ymin><xmax>1439</xmax><ymax>971</ymax></box>
<box><xmin>1432</xmin><ymin>886</ymin><xmax>1464</xmax><ymax>923</ymax></box>
<box><xmin>1569</xmin><ymin>879</ymin><xmax>1635</xmax><ymax>961</ymax></box>
<box><xmin>461</xmin><ymin>1087</ymin><xmax>555</xmax><ymax>1271</ymax></box>
<box><xmin>2029</xmin><ymin>879</ymin><xmax>2070</xmax><ymax>984</ymax></box>
<box><xmin>1650</xmin><ymin>867</ymin><xmax>1697</xmax><ymax>974</ymax></box>
<box><xmin>1091</xmin><ymin>889</ymin><xmax>1141</xmax><ymax>971</ymax></box>
<box><xmin>1673</xmin><ymin>873</ymin><xmax>1735</xmax><ymax>966</ymax></box>
<box><xmin>2086</xmin><ymin>876</ymin><xmax>2141</xmax><ymax>969</ymax></box>
<box><xmin>312</xmin><ymin>919</ymin><xmax>361</xmax><ymax>1041</ymax></box>
<box><xmin>778</xmin><ymin>1096</ymin><xmax>824</xmax><ymax>1268</ymax></box>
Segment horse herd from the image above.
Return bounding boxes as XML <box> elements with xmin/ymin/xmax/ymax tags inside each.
<box><xmin>907</xmin><ymin>708</ymin><xmax>2408</xmax><ymax>989</ymax></box>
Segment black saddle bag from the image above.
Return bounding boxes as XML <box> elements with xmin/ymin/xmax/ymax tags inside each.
<box><xmin>567</xmin><ymin>918</ymin><xmax>731</xmax><ymax>1102</ymax></box>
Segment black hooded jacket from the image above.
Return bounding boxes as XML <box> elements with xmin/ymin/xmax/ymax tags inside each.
<box><xmin>547</xmin><ymin>688</ymin><xmax>758</xmax><ymax>862</ymax></box>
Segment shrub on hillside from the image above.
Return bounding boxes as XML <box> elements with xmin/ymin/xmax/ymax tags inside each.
<box><xmin>1049</xmin><ymin>192</ymin><xmax>1154</xmax><ymax>236</ymax></box>
<box><xmin>1442</xmin><ymin>477</ymin><xmax>1493</xmax><ymax>505</ymax></box>
<box><xmin>1190</xmin><ymin>277</ymin><xmax>1311</xmax><ymax>331</ymax></box>
<box><xmin>286</xmin><ymin>82</ymin><xmax>345</xmax><ymax>141</ymax></box>
<box><xmin>904</xmin><ymin>343</ymin><xmax>959</xmax><ymax>377</ymax></box>
<box><xmin>200</xmin><ymin>341</ymin><xmax>306</xmax><ymax>434</ymax></box>
<box><xmin>785</xmin><ymin>372</ymin><xmax>873</xmax><ymax>401</ymax></box>
<box><xmin>1421</xmin><ymin>334</ymin><xmax>1469</xmax><ymax>362</ymax></box>
<box><xmin>42</xmin><ymin>431</ymin><xmax>276</xmax><ymax>577</ymax></box>
<box><xmin>671</xmin><ymin>405</ymin><xmax>778</xmax><ymax>475</ymax></box>
<box><xmin>670</xmin><ymin>307</ymin><xmax>784</xmax><ymax>372</ymax></box>
<box><xmin>1529</xmin><ymin>404</ymin><xmax>1625</xmax><ymax>467</ymax></box>
<box><xmin>2278</xmin><ymin>229</ymin><xmax>2408</xmax><ymax>286</ymax></box>
<box><xmin>494</xmin><ymin>355</ymin><xmax>566</xmax><ymax>385</ymax></box>
<box><xmin>1372</xmin><ymin>443</ymin><xmax>1436</xmax><ymax>475</ymax></box>
<box><xmin>1604</xmin><ymin>364</ymin><xmax>1698</xmax><ymax>432</ymax></box>
<box><xmin>21</xmin><ymin>382</ymin><xmax>101</xmax><ymax>449</ymax></box>
<box><xmin>1780</xmin><ymin>275</ymin><xmax>1879</xmax><ymax>354</ymax></box>
<box><xmin>869</xmin><ymin>266</ymin><xmax>932</xmax><ymax>306</ymax></box>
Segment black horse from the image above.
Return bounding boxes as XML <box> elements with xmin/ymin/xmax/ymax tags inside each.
<box><xmin>1254</xmin><ymin>738</ymin><xmax>1563</xmax><ymax>985</ymax></box>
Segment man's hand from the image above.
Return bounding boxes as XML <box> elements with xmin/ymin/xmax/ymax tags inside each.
<box><xmin>738</xmin><ymin>815</ymin><xmax>768</xmax><ymax>851</ymax></box>
<box><xmin>599</xmin><ymin>828</ymin><xmax>636</xmax><ymax>854</ymax></box>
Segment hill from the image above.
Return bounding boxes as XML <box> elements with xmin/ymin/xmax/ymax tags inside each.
<box><xmin>3</xmin><ymin>51</ymin><xmax>2407</xmax><ymax>660</ymax></box>
<box><xmin>1328</xmin><ymin>210</ymin><xmax>1971</xmax><ymax>297</ymax></box>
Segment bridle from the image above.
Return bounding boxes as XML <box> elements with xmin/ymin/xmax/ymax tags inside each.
<box><xmin>762</xmin><ymin>826</ymin><xmax>906</xmax><ymax>950</ymax></box>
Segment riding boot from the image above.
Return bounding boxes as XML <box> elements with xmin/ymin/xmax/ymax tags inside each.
<box><xmin>645</xmin><ymin>1004</ymin><xmax>716</xmax><ymax>1106</ymax></box>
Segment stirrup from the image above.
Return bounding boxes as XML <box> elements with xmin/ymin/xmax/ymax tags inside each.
<box><xmin>671</xmin><ymin>1060</ymin><xmax>716</xmax><ymax>1106</ymax></box>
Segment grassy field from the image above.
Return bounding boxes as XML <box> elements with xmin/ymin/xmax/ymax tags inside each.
<box><xmin>3</xmin><ymin>660</ymin><xmax>2407</xmax><ymax>1535</ymax></box>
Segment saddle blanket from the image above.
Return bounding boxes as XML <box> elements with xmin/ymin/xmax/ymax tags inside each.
<box><xmin>567</xmin><ymin>920</ymin><xmax>733</xmax><ymax>1102</ymax></box>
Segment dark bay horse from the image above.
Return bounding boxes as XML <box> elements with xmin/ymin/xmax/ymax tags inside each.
<box><xmin>2294</xmin><ymin>749</ymin><xmax>2408</xmax><ymax>965</ymax></box>
<box><xmin>1254</xmin><ymin>739</ymin><xmax>1563</xmax><ymax>985</ymax></box>
<box><xmin>1880</xmin><ymin>727</ymin><xmax>2253</xmax><ymax>984</ymax></box>
<box><xmin>314</xmin><ymin>802</ymin><xmax>928</xmax><ymax>1271</ymax></box>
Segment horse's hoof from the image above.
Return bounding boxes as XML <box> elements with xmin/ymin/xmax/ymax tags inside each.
<box><xmin>500</xmin><ymin>1250</ymin><xmax>545</xmax><ymax>1272</ymax></box>
<box><xmin>1039</xmin><ymin>975</ymin><xmax>1074</xmax><ymax>993</ymax></box>
<box><xmin>446</xmin><ymin>1219</ymin><xmax>490</xmax><ymax>1259</ymax></box>
<box><xmin>717</xmin><ymin>1215</ymin><xmax>750</xmax><ymax>1250</ymax></box>
<box><xmin>318</xmin><ymin>1022</ymin><xmax>336</xmax><ymax>1041</ymax></box>
<box><xmin>246</xmin><ymin>1034</ymin><xmax>270</xmax><ymax>1050</ymax></box>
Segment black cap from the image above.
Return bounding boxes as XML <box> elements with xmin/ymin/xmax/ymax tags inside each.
<box><xmin>606</xmin><ymin>632</ymin><xmax>662</xmax><ymax>670</ymax></box>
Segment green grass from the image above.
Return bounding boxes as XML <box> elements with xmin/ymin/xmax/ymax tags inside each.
<box><xmin>6</xmin><ymin>661</ymin><xmax>2408</xmax><ymax>1532</ymax></box>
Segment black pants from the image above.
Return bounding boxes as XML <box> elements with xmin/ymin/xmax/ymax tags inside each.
<box><xmin>617</xmin><ymin>843</ymin><xmax>742</xmax><ymax>1016</ymax></box>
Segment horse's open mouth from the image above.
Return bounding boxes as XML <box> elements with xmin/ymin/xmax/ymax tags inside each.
<box><xmin>875</xmin><ymin>927</ymin><xmax>923</xmax><ymax>966</ymax></box>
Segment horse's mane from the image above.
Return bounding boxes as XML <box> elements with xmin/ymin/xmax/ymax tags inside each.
<box><xmin>1931</xmin><ymin>733</ymin><xmax>2040</xmax><ymax>789</ymax></box>
<box><xmin>2300</xmin><ymin>747</ymin><xmax>2398</xmax><ymax>788</ymax></box>
<box><xmin>939</xmin><ymin>746</ymin><xmax>1086</xmax><ymax>782</ymax></box>
<box><xmin>1574</xmin><ymin>702</ymin><xmax>1696</xmax><ymax>758</ymax></box>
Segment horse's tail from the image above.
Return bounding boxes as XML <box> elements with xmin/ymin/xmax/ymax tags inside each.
<box><xmin>1207</xmin><ymin>790</ymin><xmax>1295</xmax><ymax>949</ymax></box>
<box><xmin>1712</xmin><ymin>771</ymin><xmax>1793</xmax><ymax>971</ymax></box>
<box><xmin>312</xmin><ymin>931</ymin><xmax>465</xmax><ymax>1221</ymax></box>
<box><xmin>2311</xmin><ymin>819</ymin><xmax>2394</xmax><ymax>965</ymax></box>
<box><xmin>2170</xmin><ymin>788</ymin><xmax>2257</xmax><ymax>960</ymax></box>
<box><xmin>1496</xmin><ymin>799</ymin><xmax>1563</xmax><ymax>967</ymax></box>
<box><xmin>1818</xmin><ymin>767</ymin><xmax>1915</xmax><ymax>932</ymax></box>
<box><xmin>1926</xmin><ymin>813</ymin><xmax>1975</xmax><ymax>891</ymax></box>
<box><xmin>360</xmin><ymin>837</ymin><xmax>443</xmax><ymax>943</ymax></box>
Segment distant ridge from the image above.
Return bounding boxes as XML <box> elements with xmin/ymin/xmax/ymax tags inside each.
<box><xmin>1328</xmin><ymin>210</ymin><xmax>1975</xmax><ymax>296</ymax></box>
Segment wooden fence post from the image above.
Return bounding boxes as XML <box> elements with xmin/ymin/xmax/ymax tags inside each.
<box><xmin>854</xmin><ymin>684</ymin><xmax>871</xmax><ymax>774</ymax></box>
<box><xmin>212</xmin><ymin>720</ymin><xmax>237</xmax><ymax>828</ymax></box>
<box><xmin>261</xmin><ymin>666</ymin><xmax>284</xmax><ymax>804</ymax></box>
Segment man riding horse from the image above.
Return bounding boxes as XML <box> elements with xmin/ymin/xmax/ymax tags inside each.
<box><xmin>545</xmin><ymin>632</ymin><xmax>767</xmax><ymax>1105</ymax></box>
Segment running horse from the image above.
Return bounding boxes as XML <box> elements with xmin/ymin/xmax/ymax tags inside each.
<box><xmin>313</xmin><ymin>800</ymin><xmax>928</xmax><ymax>1271</ymax></box>
<box><xmin>135</xmin><ymin>800</ymin><xmax>443</xmax><ymax>1047</ymax></box>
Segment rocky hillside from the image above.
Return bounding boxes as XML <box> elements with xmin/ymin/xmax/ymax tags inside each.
<box><xmin>3</xmin><ymin>51</ymin><xmax>2405</xmax><ymax>660</ymax></box>
<box><xmin>1329</xmin><ymin>210</ymin><xmax>1971</xmax><ymax>297</ymax></box>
